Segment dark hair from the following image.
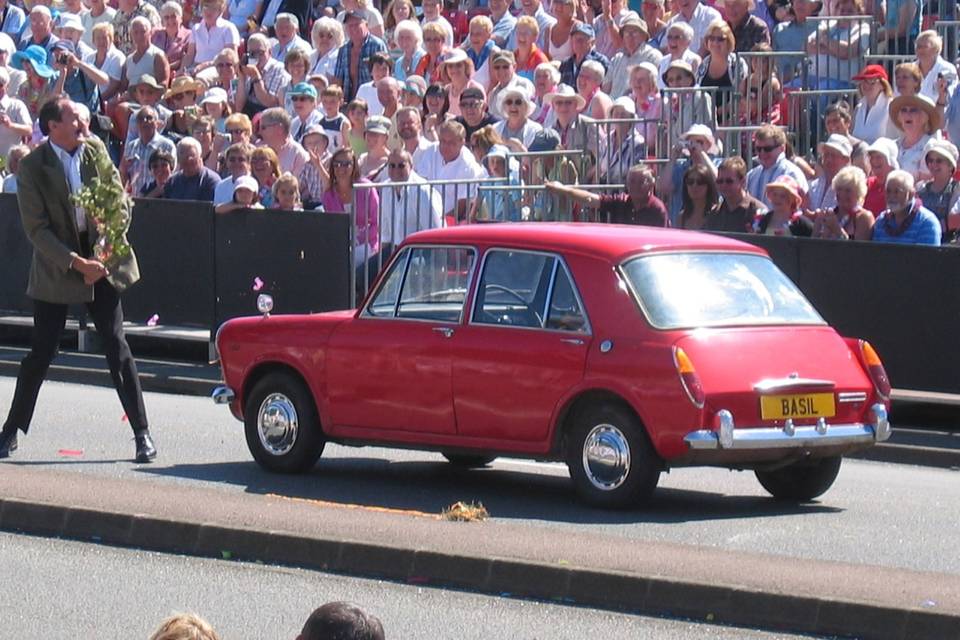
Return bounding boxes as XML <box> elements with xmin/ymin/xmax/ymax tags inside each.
<box><xmin>719</xmin><ymin>156</ymin><xmax>747</xmax><ymax>179</ymax></box>
<box><xmin>824</xmin><ymin>100</ymin><xmax>852</xmax><ymax>123</ymax></box>
<box><xmin>38</xmin><ymin>95</ymin><xmax>70</xmax><ymax>136</ymax></box>
<box><xmin>368</xmin><ymin>51</ymin><xmax>391</xmax><ymax>70</ymax></box>
<box><xmin>423</xmin><ymin>83</ymin><xmax>449</xmax><ymax>119</ymax></box>
<box><xmin>680</xmin><ymin>163</ymin><xmax>719</xmax><ymax>228</ymax></box>
<box><xmin>300</xmin><ymin>602</ymin><xmax>384</xmax><ymax>640</ymax></box>
<box><xmin>328</xmin><ymin>146</ymin><xmax>360</xmax><ymax>190</ymax></box>
<box><xmin>148</xmin><ymin>150</ymin><xmax>175</xmax><ymax>168</ymax></box>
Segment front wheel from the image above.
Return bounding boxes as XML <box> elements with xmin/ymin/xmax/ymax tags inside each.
<box><xmin>244</xmin><ymin>372</ymin><xmax>325</xmax><ymax>473</ymax></box>
<box><xmin>755</xmin><ymin>456</ymin><xmax>842</xmax><ymax>502</ymax></box>
<box><xmin>565</xmin><ymin>403</ymin><xmax>661</xmax><ymax>509</ymax></box>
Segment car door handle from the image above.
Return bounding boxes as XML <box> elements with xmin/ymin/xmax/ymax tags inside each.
<box><xmin>433</xmin><ymin>327</ymin><xmax>454</xmax><ymax>338</ymax></box>
<box><xmin>560</xmin><ymin>338</ymin><xmax>584</xmax><ymax>345</ymax></box>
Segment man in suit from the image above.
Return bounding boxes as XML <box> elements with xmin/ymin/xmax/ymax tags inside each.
<box><xmin>0</xmin><ymin>97</ymin><xmax>157</xmax><ymax>462</ymax></box>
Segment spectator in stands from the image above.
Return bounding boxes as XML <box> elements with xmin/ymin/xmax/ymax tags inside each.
<box><xmin>876</xmin><ymin>0</ymin><xmax>920</xmax><ymax>57</ymax></box>
<box><xmin>114</xmin><ymin>0</ymin><xmax>160</xmax><ymax>57</ymax></box>
<box><xmin>560</xmin><ymin>23</ymin><xmax>609</xmax><ymax>89</ymax></box>
<box><xmin>57</xmin><ymin>13</ymin><xmax>94</xmax><ymax>59</ymax></box>
<box><xmin>380</xmin><ymin>148</ymin><xmax>443</xmax><ymax>254</ymax></box>
<box><xmin>417</xmin><ymin>119</ymin><xmax>485</xmax><ymax>220</ymax></box>
<box><xmin>659</xmin><ymin>123</ymin><xmax>722</xmax><ymax>224</ymax></box>
<box><xmin>658</xmin><ymin>22</ymin><xmax>701</xmax><ymax>87</ymax></box>
<box><xmin>118</xmin><ymin>17</ymin><xmax>169</xmax><ymax>99</ymax></box>
<box><xmin>487</xmin><ymin>0</ymin><xmax>517</xmax><ymax>48</ymax></box>
<box><xmin>525</xmin><ymin>129</ymin><xmax>580</xmax><ymax>221</ymax></box>
<box><xmin>345</xmin><ymin>98</ymin><xmax>369</xmax><ymax>153</ymax></box>
<box><xmin>725</xmin><ymin>0</ymin><xmax>770</xmax><ymax>52</ymax></box>
<box><xmin>662</xmin><ymin>59</ymin><xmax>716</xmax><ymax>148</ymax></box>
<box><xmin>455</xmin><ymin>86</ymin><xmax>498</xmax><ymax>140</ymax></box>
<box><xmin>914</xmin><ymin>30</ymin><xmax>958</xmax><ymax>103</ymax></box>
<box><xmin>422</xmin><ymin>83</ymin><xmax>450</xmax><ymax>139</ymax></box>
<box><xmin>741</xmin><ymin>42</ymin><xmax>781</xmax><ymax>125</ymax></box>
<box><xmin>277</xmin><ymin>49</ymin><xmax>311</xmax><ymax>113</ymax></box>
<box><xmin>890</xmin><ymin>93</ymin><xmax>939</xmax><ymax>181</ymax></box>
<box><xmin>548</xmin><ymin>164</ymin><xmax>668</xmax><ymax>225</ymax></box>
<box><xmin>140</xmin><ymin>149</ymin><xmax>176</xmax><ymax>197</ymax></box>
<box><xmin>852</xmin><ymin>65</ymin><xmax>894</xmax><ymax>144</ymax></box>
<box><xmin>393</xmin><ymin>19</ymin><xmax>424</xmax><ymax>82</ymax></box>
<box><xmin>322</xmin><ymin>146</ymin><xmax>381</xmax><ymax>270</ymax></box>
<box><xmin>805</xmin><ymin>0</ymin><xmax>868</xmax><ymax>91</ymax></box>
<box><xmin>772</xmin><ymin>0</ymin><xmax>819</xmax><ymax>83</ymax></box>
<box><xmin>88</xmin><ymin>23</ymin><xmax>124</xmax><ymax>103</ymax></box>
<box><xmin>0</xmin><ymin>68</ymin><xmax>31</xmax><ymax>158</ymax></box>
<box><xmin>162</xmin><ymin>76</ymin><xmax>203</xmax><ymax>144</ymax></box>
<box><xmin>812</xmin><ymin>166</ymin><xmax>875</xmax><ymax>240</ymax></box>
<box><xmin>260</xmin><ymin>107</ymin><xmax>310</xmax><ymax>176</ymax></box>
<box><xmin>317</xmin><ymin>85</ymin><xmax>347</xmax><ymax>151</ymax></box>
<box><xmin>358</xmin><ymin>114</ymin><xmax>391</xmax><ymax>179</ymax></box>
<box><xmin>335</xmin><ymin>11</ymin><xmax>387</xmax><ymax>102</ymax></box>
<box><xmin>823</xmin><ymin>101</ymin><xmax>868</xmax><ymax>172</ymax></box>
<box><xmin>308</xmin><ymin>17</ymin><xmax>344</xmax><ymax>80</ymax></box>
<box><xmin>546</xmin><ymin>83</ymin><xmax>601</xmax><ymax>177</ymax></box>
<box><xmin>397</xmin><ymin>105</ymin><xmax>432</xmax><ymax>166</ymax></box>
<box><xmin>201</xmin><ymin>88</ymin><xmax>231</xmax><ymax>141</ymax></box>
<box><xmin>488</xmin><ymin>51</ymin><xmax>535</xmax><ymax>119</ymax></box>
<box><xmin>215</xmin><ymin>175</ymin><xmax>263</xmax><ymax>212</ymax></box>
<box><xmin>237</xmin><ymin>33</ymin><xmax>289</xmax><ymax>116</ymax></box>
<box><xmin>746</xmin><ymin>124</ymin><xmax>809</xmax><ymax>208</ymax></box>
<box><xmin>470</xmin><ymin>144</ymin><xmax>522</xmax><ymax>221</ymax></box>
<box><xmin>299</xmin><ymin>126</ymin><xmax>330</xmax><ymax>207</ymax></box>
<box><xmin>628</xmin><ymin>62</ymin><xmax>661</xmax><ymax>154</ymax></box>
<box><xmin>917</xmin><ymin>138</ymin><xmax>960</xmax><ymax>240</ymax></box>
<box><xmin>224</xmin><ymin>111</ymin><xmax>253</xmax><ymax>146</ymax></box>
<box><xmin>82</xmin><ymin>0</ymin><xmax>115</xmax><ymax>48</ymax></box>
<box><xmin>863</xmin><ymin>137</ymin><xmax>898</xmax><ymax>216</ymax></box>
<box><xmin>642</xmin><ymin>0</ymin><xmax>668</xmax><ymax>51</ymax></box>
<box><xmin>469</xmin><ymin>124</ymin><xmax>506</xmax><ymax>164</ymax></box>
<box><xmin>12</xmin><ymin>45</ymin><xmax>60</xmax><ymax>121</ymax></box>
<box><xmin>532</xmin><ymin>62</ymin><xmax>559</xmax><ymax>126</ymax></box>
<box><xmin>223</xmin><ymin>0</ymin><xmax>259</xmax><ymax>37</ymax></box>
<box><xmin>463</xmin><ymin>17</ymin><xmax>494</xmax><ymax>90</ymax></box>
<box><xmin>182</xmin><ymin>0</ymin><xmax>240</xmax><ymax>79</ymax></box>
<box><xmin>872</xmin><ymin>170</ymin><xmax>940</xmax><ymax>245</ymax></box>
<box><xmin>756</xmin><ymin>175</ymin><xmax>813</xmax><ymax>236</ymax></box>
<box><xmin>0</xmin><ymin>0</ymin><xmax>25</xmax><ymax>42</ymax></box>
<box><xmin>664</xmin><ymin>0</ymin><xmax>722</xmax><ymax>56</ymax></box>
<box><xmin>206</xmin><ymin>49</ymin><xmax>240</xmax><ymax>109</ymax></box>
<box><xmin>2</xmin><ymin>143</ymin><xmax>29</xmax><ymax>193</ymax></box>
<box><xmin>605</xmin><ymin>17</ymin><xmax>662</xmax><ymax>100</ymax></box>
<box><xmin>214</xmin><ymin>141</ymin><xmax>254</xmax><ymax>204</ymax></box>
<box><xmin>705</xmin><ymin>156</ymin><xmax>764</xmax><ymax>232</ymax></box>
<box><xmin>272</xmin><ymin>13</ymin><xmax>311</xmax><ymax>60</ymax></box>
<box><xmin>696</xmin><ymin>19</ymin><xmax>748</xmax><ymax>125</ymax></box>
<box><xmin>421</xmin><ymin>0</ymin><xmax>454</xmax><ymax>48</ymax></box>
<box><xmin>21</xmin><ymin>6</ymin><xmax>59</xmax><ymax>56</ymax></box>
<box><xmin>604</xmin><ymin>97</ymin><xmax>645</xmax><ymax>184</ymax></box>
<box><xmin>297</xmin><ymin>602</ymin><xmax>384</xmax><ymax>640</ymax></box>
<box><xmin>441</xmin><ymin>50</ymin><xmax>482</xmax><ymax>118</ymax></box>
<box><xmin>576</xmin><ymin>60</ymin><xmax>612</xmax><ymax>120</ymax></box>
<box><xmin>507</xmin><ymin>0</ymin><xmax>556</xmax><ymax>51</ymax></box>
<box><xmin>512</xmin><ymin>16</ymin><xmax>549</xmax><ymax>86</ymax></box>
<box><xmin>285</xmin><ymin>82</ymin><xmax>321</xmax><ymax>145</ymax></box>
<box><xmin>149</xmin><ymin>613</ymin><xmax>220</xmax><ymax>640</ymax></box>
<box><xmin>893</xmin><ymin>62</ymin><xmax>921</xmax><ymax>98</ymax></box>
<box><xmin>189</xmin><ymin>116</ymin><xmax>221</xmax><ymax>171</ymax></box>
<box><xmin>163</xmin><ymin>136</ymin><xmax>221</xmax><ymax>200</ymax></box>
<box><xmin>414</xmin><ymin>22</ymin><xmax>447</xmax><ymax>85</ymax></box>
<box><xmin>383</xmin><ymin>0</ymin><xmax>414</xmax><ymax>50</ymax></box>
<box><xmin>401</xmin><ymin>76</ymin><xmax>425</xmax><ymax>109</ymax></box>
<box><xmin>544</xmin><ymin>0</ymin><xmax>578</xmax><ymax>64</ymax></box>
<box><xmin>592</xmin><ymin>0</ymin><xmax>640</xmax><ymax>60</ymax></box>
<box><xmin>809</xmin><ymin>133</ymin><xmax>852</xmax><ymax>211</ymax></box>
<box><xmin>355</xmin><ymin>51</ymin><xmax>391</xmax><ymax>115</ymax></box>
<box><xmin>493</xmin><ymin>85</ymin><xmax>542</xmax><ymax>149</ymax></box>
<box><xmin>0</xmin><ymin>34</ymin><xmax>25</xmax><ymax>99</ymax></box>
<box><xmin>51</xmin><ymin>40</ymin><xmax>108</xmax><ymax>118</ymax></box>
<box><xmin>272</xmin><ymin>172</ymin><xmax>303</xmax><ymax>209</ymax></box>
<box><xmin>252</xmin><ymin>145</ymin><xmax>281</xmax><ymax>206</ymax></box>
<box><xmin>338</xmin><ymin>0</ymin><xmax>385</xmax><ymax>40</ymax></box>
<box><xmin>678</xmin><ymin>163</ymin><xmax>719</xmax><ymax>229</ymax></box>
<box><xmin>153</xmin><ymin>2</ymin><xmax>191</xmax><ymax>74</ymax></box>
<box><xmin>121</xmin><ymin>105</ymin><xmax>177</xmax><ymax>194</ymax></box>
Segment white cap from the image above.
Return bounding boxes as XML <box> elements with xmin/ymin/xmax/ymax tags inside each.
<box><xmin>234</xmin><ymin>175</ymin><xmax>259</xmax><ymax>193</ymax></box>
<box><xmin>819</xmin><ymin>133</ymin><xmax>853</xmax><ymax>158</ymax></box>
<box><xmin>865</xmin><ymin>137</ymin><xmax>900</xmax><ymax>170</ymax></box>
<box><xmin>58</xmin><ymin>12</ymin><xmax>85</xmax><ymax>32</ymax></box>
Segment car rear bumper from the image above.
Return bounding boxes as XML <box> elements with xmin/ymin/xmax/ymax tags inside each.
<box><xmin>683</xmin><ymin>403</ymin><xmax>890</xmax><ymax>451</ymax></box>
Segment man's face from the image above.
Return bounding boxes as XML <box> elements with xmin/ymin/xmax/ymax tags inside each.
<box><xmin>885</xmin><ymin>181</ymin><xmax>912</xmax><ymax>210</ymax></box>
<box><xmin>387</xmin><ymin>153</ymin><xmax>411</xmax><ymax>182</ymax></box>
<box><xmin>201</xmin><ymin>3</ymin><xmax>221</xmax><ymax>24</ymax></box>
<box><xmin>438</xmin><ymin>129</ymin><xmax>463</xmax><ymax>162</ymax></box>
<box><xmin>641</xmin><ymin>0</ymin><xmax>663</xmax><ymax>24</ymax></box>
<box><xmin>820</xmin><ymin>146</ymin><xmax>850</xmax><ymax>176</ymax></box>
<box><xmin>136</xmin><ymin>85</ymin><xmax>162</xmax><ymax>105</ymax></box>
<box><xmin>30</xmin><ymin>12</ymin><xmax>51</xmax><ymax>39</ymax></box>
<box><xmin>49</xmin><ymin>100</ymin><xmax>82</xmax><ymax>149</ymax></box>
<box><xmin>665</xmin><ymin>69</ymin><xmax>692</xmax><ymax>87</ymax></box>
<box><xmin>422</xmin><ymin>0</ymin><xmax>441</xmax><ymax>19</ymax></box>
<box><xmin>397</xmin><ymin>111</ymin><xmax>421</xmax><ymax>140</ymax></box>
<box><xmin>489</xmin><ymin>0</ymin><xmax>509</xmax><ymax>14</ymax></box>
<box><xmin>137</xmin><ymin>111</ymin><xmax>158</xmax><ymax>139</ymax></box>
<box><xmin>622</xmin><ymin>26</ymin><xmax>643</xmax><ymax>52</ymax></box>
<box><xmin>459</xmin><ymin>96</ymin><xmax>484</xmax><ymax>124</ymax></box>
<box><xmin>345</xmin><ymin>17</ymin><xmax>367</xmax><ymax>43</ymax></box>
<box><xmin>716</xmin><ymin>168</ymin><xmax>743</xmax><ymax>200</ymax></box>
<box><xmin>225</xmin><ymin>152</ymin><xmax>250</xmax><ymax>177</ymax></box>
<box><xmin>247</xmin><ymin>40</ymin><xmax>269</xmax><ymax>70</ymax></box>
<box><xmin>824</xmin><ymin>113</ymin><xmax>849</xmax><ymax>135</ymax></box>
<box><xmin>131</xmin><ymin>21</ymin><xmax>149</xmax><ymax>48</ymax></box>
<box><xmin>275</xmin><ymin>20</ymin><xmax>296</xmax><ymax>43</ymax></box>
<box><xmin>627</xmin><ymin>171</ymin><xmax>652</xmax><ymax>202</ymax></box>
<box><xmin>179</xmin><ymin>145</ymin><xmax>202</xmax><ymax>175</ymax></box>
<box><xmin>377</xmin><ymin>81</ymin><xmax>399</xmax><ymax>109</ymax></box>
<box><xmin>521</xmin><ymin>0</ymin><xmax>539</xmax><ymax>13</ymax></box>
<box><xmin>571</xmin><ymin>33</ymin><xmax>592</xmax><ymax>57</ymax></box>
<box><xmin>260</xmin><ymin>120</ymin><xmax>285</xmax><ymax>145</ymax></box>
<box><xmin>725</xmin><ymin>0</ymin><xmax>749</xmax><ymax>23</ymax></box>
<box><xmin>755</xmin><ymin>136</ymin><xmax>783</xmax><ymax>168</ymax></box>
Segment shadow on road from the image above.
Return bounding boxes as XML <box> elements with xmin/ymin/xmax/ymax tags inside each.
<box><xmin>136</xmin><ymin>457</ymin><xmax>841</xmax><ymax>524</ymax></box>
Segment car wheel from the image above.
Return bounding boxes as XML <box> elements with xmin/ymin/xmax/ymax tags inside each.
<box><xmin>244</xmin><ymin>372</ymin><xmax>325</xmax><ymax>473</ymax></box>
<box><xmin>565</xmin><ymin>403</ymin><xmax>661</xmax><ymax>508</ymax></box>
<box><xmin>442</xmin><ymin>453</ymin><xmax>496</xmax><ymax>468</ymax></box>
<box><xmin>755</xmin><ymin>456</ymin><xmax>842</xmax><ymax>502</ymax></box>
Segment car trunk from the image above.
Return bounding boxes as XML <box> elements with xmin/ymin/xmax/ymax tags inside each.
<box><xmin>674</xmin><ymin>326</ymin><xmax>875</xmax><ymax>427</ymax></box>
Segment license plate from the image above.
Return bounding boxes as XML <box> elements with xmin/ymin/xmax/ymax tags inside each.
<box><xmin>760</xmin><ymin>393</ymin><xmax>836</xmax><ymax>420</ymax></box>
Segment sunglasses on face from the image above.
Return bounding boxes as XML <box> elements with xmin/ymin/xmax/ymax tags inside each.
<box><xmin>227</xmin><ymin>129</ymin><xmax>247</xmax><ymax>135</ymax></box>
<box><xmin>899</xmin><ymin>106</ymin><xmax>921</xmax><ymax>114</ymax></box>
<box><xmin>504</xmin><ymin>98</ymin><xmax>524</xmax><ymax>106</ymax></box>
<box><xmin>685</xmin><ymin>179</ymin><xmax>707</xmax><ymax>186</ymax></box>
<box><xmin>756</xmin><ymin>144</ymin><xmax>780</xmax><ymax>153</ymax></box>
<box><xmin>388</xmin><ymin>162</ymin><xmax>408</xmax><ymax>168</ymax></box>
<box><xmin>460</xmin><ymin>100</ymin><xmax>481</xmax><ymax>108</ymax></box>
<box><xmin>332</xmin><ymin>160</ymin><xmax>352</xmax><ymax>168</ymax></box>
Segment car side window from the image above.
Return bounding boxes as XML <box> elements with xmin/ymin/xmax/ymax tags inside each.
<box><xmin>396</xmin><ymin>246</ymin><xmax>475</xmax><ymax>322</ymax></box>
<box><xmin>546</xmin><ymin>265</ymin><xmax>589</xmax><ymax>333</ymax></box>
<box><xmin>473</xmin><ymin>251</ymin><xmax>556</xmax><ymax>329</ymax></box>
<box><xmin>364</xmin><ymin>249</ymin><xmax>409</xmax><ymax>317</ymax></box>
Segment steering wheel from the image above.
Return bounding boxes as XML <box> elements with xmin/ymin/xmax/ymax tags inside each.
<box><xmin>483</xmin><ymin>284</ymin><xmax>542</xmax><ymax>326</ymax></box>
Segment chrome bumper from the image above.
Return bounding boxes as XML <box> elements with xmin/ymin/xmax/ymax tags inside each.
<box><xmin>211</xmin><ymin>385</ymin><xmax>235</xmax><ymax>405</ymax></box>
<box><xmin>684</xmin><ymin>403</ymin><xmax>890</xmax><ymax>451</ymax></box>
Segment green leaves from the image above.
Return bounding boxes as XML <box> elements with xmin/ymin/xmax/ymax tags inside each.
<box><xmin>72</xmin><ymin>151</ymin><xmax>133</xmax><ymax>265</ymax></box>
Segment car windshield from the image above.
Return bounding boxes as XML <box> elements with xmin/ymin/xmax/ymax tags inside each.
<box><xmin>620</xmin><ymin>252</ymin><xmax>825</xmax><ymax>329</ymax></box>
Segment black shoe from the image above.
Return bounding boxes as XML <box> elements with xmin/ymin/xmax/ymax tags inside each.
<box><xmin>0</xmin><ymin>428</ymin><xmax>18</xmax><ymax>459</ymax></box>
<box><xmin>134</xmin><ymin>431</ymin><xmax>157</xmax><ymax>463</ymax></box>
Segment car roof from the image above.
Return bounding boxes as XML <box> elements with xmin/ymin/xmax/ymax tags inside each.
<box><xmin>403</xmin><ymin>223</ymin><xmax>769</xmax><ymax>263</ymax></box>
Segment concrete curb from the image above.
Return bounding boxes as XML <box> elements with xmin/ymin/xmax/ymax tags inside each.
<box><xmin>0</xmin><ymin>497</ymin><xmax>955</xmax><ymax>640</ymax></box>
<box><xmin>851</xmin><ymin>443</ymin><xmax>960</xmax><ymax>469</ymax></box>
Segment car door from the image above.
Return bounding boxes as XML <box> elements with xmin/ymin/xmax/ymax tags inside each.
<box><xmin>451</xmin><ymin>249</ymin><xmax>592</xmax><ymax>442</ymax></box>
<box><xmin>326</xmin><ymin>245</ymin><xmax>476</xmax><ymax>435</ymax></box>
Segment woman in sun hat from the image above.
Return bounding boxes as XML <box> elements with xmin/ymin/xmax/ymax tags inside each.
<box><xmin>438</xmin><ymin>48</ymin><xmax>481</xmax><ymax>118</ymax></box>
<box><xmin>12</xmin><ymin>45</ymin><xmax>61</xmax><ymax>120</ymax></box>
<box><xmin>493</xmin><ymin>85</ymin><xmax>542</xmax><ymax>149</ymax></box>
<box><xmin>604</xmin><ymin>96</ymin><xmax>646</xmax><ymax>184</ymax></box>
<box><xmin>916</xmin><ymin>137</ymin><xmax>960</xmax><ymax>241</ymax></box>
<box><xmin>756</xmin><ymin>175</ymin><xmax>814</xmax><ymax>236</ymax></box>
<box><xmin>889</xmin><ymin>93</ymin><xmax>941</xmax><ymax>181</ymax></box>
<box><xmin>852</xmin><ymin>64</ymin><xmax>896</xmax><ymax>144</ymax></box>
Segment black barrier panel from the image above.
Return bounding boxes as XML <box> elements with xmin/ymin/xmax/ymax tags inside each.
<box><xmin>124</xmin><ymin>198</ymin><xmax>215</xmax><ymax>328</ymax></box>
<box><xmin>214</xmin><ymin>209</ymin><xmax>352</xmax><ymax>328</ymax></box>
<box><xmin>0</xmin><ymin>194</ymin><xmax>32</xmax><ymax>315</ymax></box>
<box><xmin>726</xmin><ymin>233</ymin><xmax>960</xmax><ymax>395</ymax></box>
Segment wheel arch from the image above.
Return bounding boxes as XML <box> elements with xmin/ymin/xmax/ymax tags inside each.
<box><xmin>551</xmin><ymin>388</ymin><xmax>652</xmax><ymax>458</ymax></box>
<box><xmin>242</xmin><ymin>361</ymin><xmax>325</xmax><ymax>431</ymax></box>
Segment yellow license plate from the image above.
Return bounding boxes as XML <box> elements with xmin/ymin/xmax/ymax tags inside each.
<box><xmin>760</xmin><ymin>393</ymin><xmax>836</xmax><ymax>420</ymax></box>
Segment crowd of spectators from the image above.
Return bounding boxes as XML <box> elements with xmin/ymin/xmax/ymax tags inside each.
<box><xmin>2</xmin><ymin>0</ymin><xmax>958</xmax><ymax>246</ymax></box>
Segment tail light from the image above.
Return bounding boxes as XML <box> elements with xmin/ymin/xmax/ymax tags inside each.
<box><xmin>859</xmin><ymin>340</ymin><xmax>891</xmax><ymax>400</ymax></box>
<box><xmin>673</xmin><ymin>346</ymin><xmax>705</xmax><ymax>409</ymax></box>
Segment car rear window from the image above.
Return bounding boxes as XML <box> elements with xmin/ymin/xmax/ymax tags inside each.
<box><xmin>620</xmin><ymin>252</ymin><xmax>825</xmax><ymax>329</ymax></box>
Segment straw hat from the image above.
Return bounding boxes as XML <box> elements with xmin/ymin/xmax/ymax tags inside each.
<box><xmin>923</xmin><ymin>137</ymin><xmax>959</xmax><ymax>170</ymax></box>
<box><xmin>765</xmin><ymin>175</ymin><xmax>805</xmax><ymax>206</ymax></box>
<box><xmin>542</xmin><ymin>83</ymin><xmax>586</xmax><ymax>110</ymax></box>
<box><xmin>889</xmin><ymin>94</ymin><xmax>942</xmax><ymax>134</ymax></box>
<box><xmin>165</xmin><ymin>75</ymin><xmax>204</xmax><ymax>100</ymax></box>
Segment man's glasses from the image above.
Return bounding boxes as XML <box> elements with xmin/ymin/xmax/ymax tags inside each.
<box><xmin>460</xmin><ymin>100</ymin><xmax>481</xmax><ymax>109</ymax></box>
<box><xmin>756</xmin><ymin>144</ymin><xmax>780</xmax><ymax>153</ymax></box>
<box><xmin>227</xmin><ymin>156</ymin><xmax>249</xmax><ymax>163</ymax></box>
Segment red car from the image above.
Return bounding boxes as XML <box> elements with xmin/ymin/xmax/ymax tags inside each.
<box><xmin>213</xmin><ymin>224</ymin><xmax>891</xmax><ymax>508</ymax></box>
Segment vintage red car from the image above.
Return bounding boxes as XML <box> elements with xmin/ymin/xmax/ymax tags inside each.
<box><xmin>213</xmin><ymin>224</ymin><xmax>891</xmax><ymax>508</ymax></box>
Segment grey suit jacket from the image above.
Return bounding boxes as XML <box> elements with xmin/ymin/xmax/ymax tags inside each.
<box><xmin>17</xmin><ymin>137</ymin><xmax>139</xmax><ymax>304</ymax></box>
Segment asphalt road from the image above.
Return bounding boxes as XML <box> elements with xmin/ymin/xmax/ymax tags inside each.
<box><xmin>0</xmin><ymin>532</ymin><xmax>816</xmax><ymax>640</ymax></box>
<box><xmin>3</xmin><ymin>378</ymin><xmax>959</xmax><ymax>575</ymax></box>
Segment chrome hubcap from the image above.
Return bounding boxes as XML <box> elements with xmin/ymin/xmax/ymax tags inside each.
<box><xmin>582</xmin><ymin>424</ymin><xmax>631</xmax><ymax>491</ymax></box>
<box><xmin>257</xmin><ymin>393</ymin><xmax>299</xmax><ymax>456</ymax></box>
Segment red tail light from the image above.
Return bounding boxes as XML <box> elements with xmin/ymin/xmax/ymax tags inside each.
<box><xmin>673</xmin><ymin>346</ymin><xmax>705</xmax><ymax>409</ymax></box>
<box><xmin>859</xmin><ymin>340</ymin><xmax>891</xmax><ymax>400</ymax></box>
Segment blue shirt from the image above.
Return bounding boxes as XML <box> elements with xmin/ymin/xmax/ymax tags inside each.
<box><xmin>558</xmin><ymin>49</ymin><xmax>610</xmax><ymax>89</ymax></box>
<box><xmin>884</xmin><ymin>0</ymin><xmax>921</xmax><ymax>40</ymax></box>
<box><xmin>872</xmin><ymin>205</ymin><xmax>941</xmax><ymax>245</ymax></box>
<box><xmin>333</xmin><ymin>33</ymin><xmax>387</xmax><ymax>102</ymax></box>
<box><xmin>746</xmin><ymin>154</ymin><xmax>810</xmax><ymax>209</ymax></box>
<box><xmin>163</xmin><ymin>167</ymin><xmax>222</xmax><ymax>202</ymax></box>
<box><xmin>0</xmin><ymin>3</ymin><xmax>25</xmax><ymax>39</ymax></box>
<box><xmin>772</xmin><ymin>20</ymin><xmax>816</xmax><ymax>81</ymax></box>
<box><xmin>394</xmin><ymin>48</ymin><xmax>424</xmax><ymax>81</ymax></box>
<box><xmin>490</xmin><ymin>11</ymin><xmax>517</xmax><ymax>46</ymax></box>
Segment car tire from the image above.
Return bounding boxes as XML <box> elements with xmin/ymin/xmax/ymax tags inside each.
<box><xmin>565</xmin><ymin>403</ymin><xmax>661</xmax><ymax>508</ymax></box>
<box><xmin>442</xmin><ymin>453</ymin><xmax>496</xmax><ymax>468</ymax></box>
<box><xmin>244</xmin><ymin>372</ymin><xmax>325</xmax><ymax>473</ymax></box>
<box><xmin>755</xmin><ymin>456</ymin><xmax>842</xmax><ymax>502</ymax></box>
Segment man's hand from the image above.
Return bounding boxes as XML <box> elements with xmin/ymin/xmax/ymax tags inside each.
<box><xmin>72</xmin><ymin>256</ymin><xmax>108</xmax><ymax>285</ymax></box>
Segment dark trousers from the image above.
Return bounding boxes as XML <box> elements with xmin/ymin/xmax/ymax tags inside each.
<box><xmin>2</xmin><ymin>279</ymin><xmax>148</xmax><ymax>436</ymax></box>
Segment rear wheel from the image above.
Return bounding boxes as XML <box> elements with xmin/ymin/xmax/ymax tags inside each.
<box><xmin>442</xmin><ymin>453</ymin><xmax>496</xmax><ymax>468</ymax></box>
<box><xmin>244</xmin><ymin>372</ymin><xmax>325</xmax><ymax>473</ymax></box>
<box><xmin>565</xmin><ymin>403</ymin><xmax>661</xmax><ymax>509</ymax></box>
<box><xmin>755</xmin><ymin>456</ymin><xmax>842</xmax><ymax>502</ymax></box>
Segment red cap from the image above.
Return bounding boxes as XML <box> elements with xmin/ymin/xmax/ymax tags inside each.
<box><xmin>852</xmin><ymin>64</ymin><xmax>888</xmax><ymax>82</ymax></box>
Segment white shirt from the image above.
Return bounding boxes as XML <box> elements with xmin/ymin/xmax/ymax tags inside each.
<box><xmin>192</xmin><ymin>18</ymin><xmax>240</xmax><ymax>65</ymax></box>
<box><xmin>852</xmin><ymin>93</ymin><xmax>897</xmax><ymax>144</ymax></box>
<box><xmin>920</xmin><ymin>56</ymin><xmax>959</xmax><ymax>103</ymax></box>
<box><xmin>309</xmin><ymin>46</ymin><xmax>339</xmax><ymax>79</ymax></box>
<box><xmin>271</xmin><ymin>35</ymin><xmax>313</xmax><ymax>61</ymax></box>
<box><xmin>808</xmin><ymin>176</ymin><xmax>837</xmax><ymax>210</ymax></box>
<box><xmin>493</xmin><ymin>118</ymin><xmax>543</xmax><ymax>149</ymax></box>
<box><xmin>81</xmin><ymin>7</ymin><xmax>116</xmax><ymax>48</ymax></box>
<box><xmin>416</xmin><ymin>143</ymin><xmax>486</xmax><ymax>214</ymax></box>
<box><xmin>663</xmin><ymin>2</ymin><xmax>722</xmax><ymax>55</ymax></box>
<box><xmin>355</xmin><ymin>81</ymin><xmax>384</xmax><ymax>115</ymax></box>
<box><xmin>84</xmin><ymin>46</ymin><xmax>125</xmax><ymax>90</ymax></box>
<box><xmin>379</xmin><ymin>171</ymin><xmax>443</xmax><ymax>245</ymax></box>
<box><xmin>607</xmin><ymin>45</ymin><xmax>663</xmax><ymax>98</ymax></box>
<box><xmin>488</xmin><ymin>75</ymin><xmax>535</xmax><ymax>119</ymax></box>
<box><xmin>898</xmin><ymin>134</ymin><xmax>933</xmax><ymax>181</ymax></box>
<box><xmin>50</xmin><ymin>140</ymin><xmax>86</xmax><ymax>232</ymax></box>
<box><xmin>214</xmin><ymin>173</ymin><xmax>251</xmax><ymax>205</ymax></box>
<box><xmin>0</xmin><ymin>94</ymin><xmax>30</xmax><ymax>157</ymax></box>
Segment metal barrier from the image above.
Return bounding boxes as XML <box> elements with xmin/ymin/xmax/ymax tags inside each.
<box><xmin>808</xmin><ymin>14</ymin><xmax>873</xmax><ymax>88</ymax></box>
<box><xmin>661</xmin><ymin>86</ymin><xmax>722</xmax><ymax>160</ymax></box>
<box><xmin>785</xmin><ymin>88</ymin><xmax>862</xmax><ymax>157</ymax></box>
<box><xmin>476</xmin><ymin>183</ymin><xmax>626</xmax><ymax>223</ymax></box>
<box><xmin>739</xmin><ymin>51</ymin><xmax>805</xmax><ymax>126</ymax></box>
